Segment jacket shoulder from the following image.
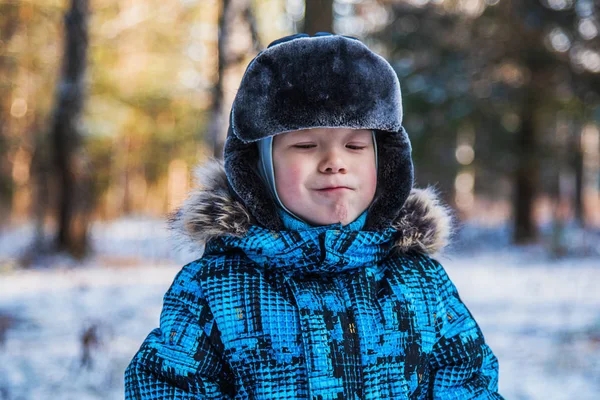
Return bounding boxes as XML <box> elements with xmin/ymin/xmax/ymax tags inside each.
<box><xmin>384</xmin><ymin>250</ymin><xmax>447</xmax><ymax>286</ymax></box>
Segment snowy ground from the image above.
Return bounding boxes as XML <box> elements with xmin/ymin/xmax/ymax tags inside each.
<box><xmin>0</xmin><ymin>218</ymin><xmax>599</xmax><ymax>399</ymax></box>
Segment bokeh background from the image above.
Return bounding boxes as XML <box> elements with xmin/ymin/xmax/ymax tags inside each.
<box><xmin>1</xmin><ymin>0</ymin><xmax>599</xmax><ymax>398</ymax></box>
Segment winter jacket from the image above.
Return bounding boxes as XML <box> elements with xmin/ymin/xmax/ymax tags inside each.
<box><xmin>125</xmin><ymin>160</ymin><xmax>503</xmax><ymax>400</ymax></box>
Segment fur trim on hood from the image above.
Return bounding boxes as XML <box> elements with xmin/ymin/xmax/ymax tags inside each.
<box><xmin>168</xmin><ymin>160</ymin><xmax>454</xmax><ymax>257</ymax></box>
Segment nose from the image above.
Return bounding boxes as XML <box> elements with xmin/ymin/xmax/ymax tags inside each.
<box><xmin>319</xmin><ymin>148</ymin><xmax>347</xmax><ymax>174</ymax></box>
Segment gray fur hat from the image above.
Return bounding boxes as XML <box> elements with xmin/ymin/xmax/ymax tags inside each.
<box><xmin>224</xmin><ymin>32</ymin><xmax>414</xmax><ymax>231</ymax></box>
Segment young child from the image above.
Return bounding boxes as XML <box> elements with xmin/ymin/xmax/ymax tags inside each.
<box><xmin>125</xmin><ymin>33</ymin><xmax>504</xmax><ymax>399</ymax></box>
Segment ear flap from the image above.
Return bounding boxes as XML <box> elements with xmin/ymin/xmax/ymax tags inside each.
<box><xmin>223</xmin><ymin>126</ymin><xmax>414</xmax><ymax>232</ymax></box>
<box><xmin>223</xmin><ymin>128</ymin><xmax>284</xmax><ymax>231</ymax></box>
<box><xmin>364</xmin><ymin>128</ymin><xmax>414</xmax><ymax>231</ymax></box>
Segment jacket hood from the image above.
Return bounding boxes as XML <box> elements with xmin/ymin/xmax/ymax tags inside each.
<box><xmin>169</xmin><ymin>160</ymin><xmax>455</xmax><ymax>267</ymax></box>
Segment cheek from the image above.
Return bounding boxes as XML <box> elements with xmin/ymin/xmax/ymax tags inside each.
<box><xmin>275</xmin><ymin>162</ymin><xmax>305</xmax><ymax>198</ymax></box>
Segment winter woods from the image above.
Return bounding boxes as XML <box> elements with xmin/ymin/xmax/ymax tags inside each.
<box><xmin>1</xmin><ymin>1</ymin><xmax>599</xmax><ymax>260</ymax></box>
<box><xmin>0</xmin><ymin>1</ymin><xmax>599</xmax><ymax>398</ymax></box>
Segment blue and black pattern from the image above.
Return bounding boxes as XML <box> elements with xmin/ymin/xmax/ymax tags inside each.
<box><xmin>125</xmin><ymin>162</ymin><xmax>504</xmax><ymax>399</ymax></box>
<box><xmin>126</xmin><ymin>33</ymin><xmax>502</xmax><ymax>399</ymax></box>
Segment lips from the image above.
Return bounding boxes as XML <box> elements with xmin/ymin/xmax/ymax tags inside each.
<box><xmin>315</xmin><ymin>186</ymin><xmax>352</xmax><ymax>192</ymax></box>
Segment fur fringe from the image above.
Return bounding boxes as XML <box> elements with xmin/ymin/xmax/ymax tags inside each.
<box><xmin>169</xmin><ymin>160</ymin><xmax>454</xmax><ymax>256</ymax></box>
<box><xmin>390</xmin><ymin>187</ymin><xmax>455</xmax><ymax>255</ymax></box>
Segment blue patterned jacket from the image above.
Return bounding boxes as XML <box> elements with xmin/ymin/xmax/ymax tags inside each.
<box><xmin>125</xmin><ymin>161</ymin><xmax>503</xmax><ymax>399</ymax></box>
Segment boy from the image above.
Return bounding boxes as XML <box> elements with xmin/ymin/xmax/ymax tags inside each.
<box><xmin>125</xmin><ymin>33</ymin><xmax>503</xmax><ymax>399</ymax></box>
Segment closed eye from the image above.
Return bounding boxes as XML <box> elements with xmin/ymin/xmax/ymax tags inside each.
<box><xmin>293</xmin><ymin>144</ymin><xmax>317</xmax><ymax>149</ymax></box>
<box><xmin>346</xmin><ymin>145</ymin><xmax>367</xmax><ymax>150</ymax></box>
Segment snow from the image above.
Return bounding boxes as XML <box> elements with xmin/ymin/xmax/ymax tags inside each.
<box><xmin>0</xmin><ymin>218</ymin><xmax>599</xmax><ymax>399</ymax></box>
<box><xmin>438</xmin><ymin>254</ymin><xmax>600</xmax><ymax>399</ymax></box>
<box><xmin>0</xmin><ymin>263</ymin><xmax>178</xmax><ymax>400</ymax></box>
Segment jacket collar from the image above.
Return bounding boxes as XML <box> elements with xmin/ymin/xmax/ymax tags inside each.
<box><xmin>204</xmin><ymin>223</ymin><xmax>397</xmax><ymax>276</ymax></box>
<box><xmin>169</xmin><ymin>159</ymin><xmax>454</xmax><ymax>271</ymax></box>
<box><xmin>278</xmin><ymin>207</ymin><xmax>368</xmax><ymax>231</ymax></box>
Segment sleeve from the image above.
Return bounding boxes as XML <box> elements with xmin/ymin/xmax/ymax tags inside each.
<box><xmin>125</xmin><ymin>260</ymin><xmax>235</xmax><ymax>399</ymax></box>
<box><xmin>426</xmin><ymin>257</ymin><xmax>505</xmax><ymax>400</ymax></box>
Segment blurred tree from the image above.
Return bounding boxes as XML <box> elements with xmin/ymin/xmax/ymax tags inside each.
<box><xmin>0</xmin><ymin>1</ymin><xmax>21</xmax><ymax>220</ymax></box>
<box><xmin>468</xmin><ymin>0</ymin><xmax>598</xmax><ymax>244</ymax></box>
<box><xmin>47</xmin><ymin>0</ymin><xmax>91</xmax><ymax>258</ymax></box>
<box><xmin>207</xmin><ymin>0</ymin><xmax>231</xmax><ymax>159</ymax></box>
<box><xmin>1</xmin><ymin>1</ymin><xmax>68</xmax><ymax>266</ymax></box>
<box><xmin>1</xmin><ymin>0</ymin><xmax>288</xmax><ymax>243</ymax></box>
<box><xmin>84</xmin><ymin>0</ymin><xmax>212</xmax><ymax>218</ymax></box>
<box><xmin>304</xmin><ymin>0</ymin><xmax>334</xmax><ymax>34</ymax></box>
<box><xmin>369</xmin><ymin>0</ymin><xmax>599</xmax><ymax>245</ymax></box>
<box><xmin>370</xmin><ymin>2</ymin><xmax>485</xmax><ymax>213</ymax></box>
<box><xmin>207</xmin><ymin>0</ymin><xmax>263</xmax><ymax>158</ymax></box>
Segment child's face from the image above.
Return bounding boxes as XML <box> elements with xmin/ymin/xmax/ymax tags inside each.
<box><xmin>272</xmin><ymin>127</ymin><xmax>377</xmax><ymax>226</ymax></box>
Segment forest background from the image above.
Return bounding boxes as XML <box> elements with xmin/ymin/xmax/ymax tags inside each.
<box><xmin>1</xmin><ymin>0</ymin><xmax>600</xmax><ymax>257</ymax></box>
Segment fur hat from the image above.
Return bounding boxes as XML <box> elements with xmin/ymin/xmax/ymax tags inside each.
<box><xmin>224</xmin><ymin>33</ymin><xmax>414</xmax><ymax>231</ymax></box>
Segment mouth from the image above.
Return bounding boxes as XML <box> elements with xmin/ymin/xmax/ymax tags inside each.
<box><xmin>315</xmin><ymin>186</ymin><xmax>353</xmax><ymax>193</ymax></box>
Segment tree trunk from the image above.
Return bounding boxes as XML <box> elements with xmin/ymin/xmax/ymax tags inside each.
<box><xmin>304</xmin><ymin>0</ymin><xmax>334</xmax><ymax>35</ymax></box>
<box><xmin>0</xmin><ymin>1</ymin><xmax>21</xmax><ymax>220</ymax></box>
<box><xmin>207</xmin><ymin>0</ymin><xmax>231</xmax><ymax>159</ymax></box>
<box><xmin>207</xmin><ymin>0</ymin><xmax>262</xmax><ymax>159</ymax></box>
<box><xmin>243</xmin><ymin>4</ymin><xmax>262</xmax><ymax>53</ymax></box>
<box><xmin>49</xmin><ymin>0</ymin><xmax>91</xmax><ymax>258</ymax></box>
<box><xmin>571</xmin><ymin>128</ymin><xmax>585</xmax><ymax>226</ymax></box>
<box><xmin>28</xmin><ymin>121</ymin><xmax>52</xmax><ymax>264</ymax></box>
<box><xmin>513</xmin><ymin>83</ymin><xmax>540</xmax><ymax>244</ymax></box>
